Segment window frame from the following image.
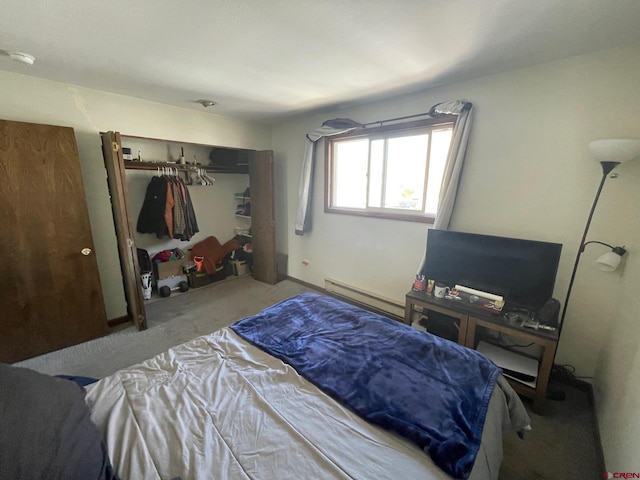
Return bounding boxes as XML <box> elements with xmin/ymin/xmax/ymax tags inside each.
<box><xmin>324</xmin><ymin>116</ymin><xmax>457</xmax><ymax>224</ymax></box>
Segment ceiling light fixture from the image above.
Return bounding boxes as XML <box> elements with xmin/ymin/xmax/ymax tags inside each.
<box><xmin>7</xmin><ymin>51</ymin><xmax>36</xmax><ymax>66</ymax></box>
<box><xmin>197</xmin><ymin>100</ymin><xmax>216</xmax><ymax>108</ymax></box>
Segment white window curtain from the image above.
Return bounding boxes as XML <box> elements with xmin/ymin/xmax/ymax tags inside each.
<box><xmin>295</xmin><ymin>118</ymin><xmax>363</xmax><ymax>236</ymax></box>
<box><xmin>417</xmin><ymin>100</ymin><xmax>474</xmax><ymax>273</ymax></box>
<box><xmin>431</xmin><ymin>100</ymin><xmax>473</xmax><ymax>230</ymax></box>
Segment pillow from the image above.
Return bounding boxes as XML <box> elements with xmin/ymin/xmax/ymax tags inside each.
<box><xmin>0</xmin><ymin>363</ymin><xmax>118</xmax><ymax>480</ymax></box>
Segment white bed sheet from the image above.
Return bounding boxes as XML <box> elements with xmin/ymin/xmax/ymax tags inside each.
<box><xmin>85</xmin><ymin>328</ymin><xmax>525</xmax><ymax>480</ymax></box>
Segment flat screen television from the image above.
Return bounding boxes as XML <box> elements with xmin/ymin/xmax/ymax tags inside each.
<box><xmin>421</xmin><ymin>230</ymin><xmax>562</xmax><ymax>311</ymax></box>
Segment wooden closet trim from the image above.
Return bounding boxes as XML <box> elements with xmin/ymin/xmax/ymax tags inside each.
<box><xmin>101</xmin><ymin>131</ymin><xmax>278</xmax><ymax>327</ymax></box>
<box><xmin>101</xmin><ymin>131</ymin><xmax>148</xmax><ymax>330</ymax></box>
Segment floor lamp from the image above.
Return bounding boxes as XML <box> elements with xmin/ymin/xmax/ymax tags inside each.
<box><xmin>557</xmin><ymin>139</ymin><xmax>640</xmax><ymax>340</ymax></box>
<box><xmin>546</xmin><ymin>139</ymin><xmax>640</xmax><ymax>400</ymax></box>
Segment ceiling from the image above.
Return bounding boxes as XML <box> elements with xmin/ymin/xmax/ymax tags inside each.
<box><xmin>1</xmin><ymin>0</ymin><xmax>640</xmax><ymax>123</ymax></box>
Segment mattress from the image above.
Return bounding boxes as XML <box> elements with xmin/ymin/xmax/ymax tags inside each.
<box><xmin>85</xmin><ymin>327</ymin><xmax>529</xmax><ymax>480</ymax></box>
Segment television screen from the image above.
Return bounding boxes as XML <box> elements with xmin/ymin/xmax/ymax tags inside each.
<box><xmin>421</xmin><ymin>230</ymin><xmax>562</xmax><ymax>311</ymax></box>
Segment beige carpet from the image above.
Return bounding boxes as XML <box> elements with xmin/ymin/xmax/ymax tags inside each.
<box><xmin>16</xmin><ymin>276</ymin><xmax>314</xmax><ymax>378</ymax></box>
<box><xmin>15</xmin><ymin>276</ymin><xmax>600</xmax><ymax>479</ymax></box>
<box><xmin>500</xmin><ymin>383</ymin><xmax>601</xmax><ymax>479</ymax></box>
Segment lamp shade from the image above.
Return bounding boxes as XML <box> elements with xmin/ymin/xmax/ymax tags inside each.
<box><xmin>595</xmin><ymin>251</ymin><xmax>623</xmax><ymax>272</ymax></box>
<box><xmin>589</xmin><ymin>139</ymin><xmax>640</xmax><ymax>164</ymax></box>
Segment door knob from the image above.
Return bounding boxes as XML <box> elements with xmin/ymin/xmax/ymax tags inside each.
<box><xmin>81</xmin><ymin>248</ymin><xmax>92</xmax><ymax>256</ymax></box>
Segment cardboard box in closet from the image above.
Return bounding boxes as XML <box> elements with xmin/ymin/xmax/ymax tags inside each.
<box><xmin>155</xmin><ymin>259</ymin><xmax>186</xmax><ymax>280</ymax></box>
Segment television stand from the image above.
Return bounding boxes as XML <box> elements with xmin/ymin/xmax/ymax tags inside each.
<box><xmin>405</xmin><ymin>289</ymin><xmax>559</xmax><ymax>414</ymax></box>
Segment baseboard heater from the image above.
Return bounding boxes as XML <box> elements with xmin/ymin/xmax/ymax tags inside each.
<box><xmin>324</xmin><ymin>278</ymin><xmax>405</xmax><ymax>319</ymax></box>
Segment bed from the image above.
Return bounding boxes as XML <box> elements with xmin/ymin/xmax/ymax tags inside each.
<box><xmin>0</xmin><ymin>292</ymin><xmax>530</xmax><ymax>480</ymax></box>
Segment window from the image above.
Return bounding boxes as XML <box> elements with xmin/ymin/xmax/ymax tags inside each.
<box><xmin>325</xmin><ymin>117</ymin><xmax>455</xmax><ymax>223</ymax></box>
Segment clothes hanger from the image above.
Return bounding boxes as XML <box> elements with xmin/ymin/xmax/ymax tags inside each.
<box><xmin>202</xmin><ymin>168</ymin><xmax>216</xmax><ymax>185</ymax></box>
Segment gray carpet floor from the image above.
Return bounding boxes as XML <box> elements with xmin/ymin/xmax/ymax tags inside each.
<box><xmin>501</xmin><ymin>383</ymin><xmax>601</xmax><ymax>479</ymax></box>
<box><xmin>16</xmin><ymin>276</ymin><xmax>313</xmax><ymax>378</ymax></box>
<box><xmin>16</xmin><ymin>276</ymin><xmax>600</xmax><ymax>479</ymax></box>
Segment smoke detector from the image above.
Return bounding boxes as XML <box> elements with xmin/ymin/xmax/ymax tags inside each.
<box><xmin>197</xmin><ymin>99</ymin><xmax>216</xmax><ymax>108</ymax></box>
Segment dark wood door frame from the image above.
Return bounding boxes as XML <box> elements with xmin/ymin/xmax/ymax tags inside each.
<box><xmin>101</xmin><ymin>132</ymin><xmax>277</xmax><ymax>329</ymax></box>
<box><xmin>251</xmin><ymin>151</ymin><xmax>277</xmax><ymax>284</ymax></box>
<box><xmin>101</xmin><ymin>132</ymin><xmax>147</xmax><ymax>330</ymax></box>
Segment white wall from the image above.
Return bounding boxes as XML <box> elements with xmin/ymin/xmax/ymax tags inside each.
<box><xmin>273</xmin><ymin>42</ymin><xmax>640</xmax><ymax>468</ymax></box>
<box><xmin>593</xmin><ymin>156</ymin><xmax>640</xmax><ymax>470</ymax></box>
<box><xmin>0</xmin><ymin>71</ymin><xmax>271</xmax><ymax>319</ymax></box>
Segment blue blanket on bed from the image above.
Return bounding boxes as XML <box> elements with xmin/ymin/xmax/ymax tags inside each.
<box><xmin>231</xmin><ymin>292</ymin><xmax>500</xmax><ymax>479</ymax></box>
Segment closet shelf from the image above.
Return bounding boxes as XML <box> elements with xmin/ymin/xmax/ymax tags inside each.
<box><xmin>124</xmin><ymin>160</ymin><xmax>207</xmax><ymax>172</ymax></box>
<box><xmin>123</xmin><ymin>160</ymin><xmax>245</xmax><ymax>174</ymax></box>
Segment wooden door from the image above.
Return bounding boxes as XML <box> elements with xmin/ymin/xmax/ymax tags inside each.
<box><xmin>100</xmin><ymin>132</ymin><xmax>147</xmax><ymax>330</ymax></box>
<box><xmin>0</xmin><ymin>120</ymin><xmax>108</xmax><ymax>363</ymax></box>
<box><xmin>250</xmin><ymin>150</ymin><xmax>277</xmax><ymax>284</ymax></box>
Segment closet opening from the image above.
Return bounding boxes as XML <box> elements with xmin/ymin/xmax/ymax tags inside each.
<box><xmin>101</xmin><ymin>131</ymin><xmax>277</xmax><ymax>331</ymax></box>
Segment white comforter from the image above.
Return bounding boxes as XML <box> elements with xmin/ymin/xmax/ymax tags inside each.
<box><xmin>85</xmin><ymin>328</ymin><xmax>521</xmax><ymax>480</ymax></box>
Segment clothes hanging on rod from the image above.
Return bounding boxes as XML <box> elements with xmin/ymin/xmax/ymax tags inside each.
<box><xmin>137</xmin><ymin>172</ymin><xmax>199</xmax><ymax>241</ymax></box>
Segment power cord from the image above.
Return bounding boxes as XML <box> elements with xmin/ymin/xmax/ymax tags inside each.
<box><xmin>478</xmin><ymin>331</ymin><xmax>534</xmax><ymax>350</ymax></box>
<box><xmin>547</xmin><ymin>364</ymin><xmax>595</xmax><ymax>401</ymax></box>
<box><xmin>497</xmin><ymin>332</ymin><xmax>534</xmax><ymax>349</ymax></box>
<box><xmin>551</xmin><ymin>364</ymin><xmax>576</xmax><ymax>383</ymax></box>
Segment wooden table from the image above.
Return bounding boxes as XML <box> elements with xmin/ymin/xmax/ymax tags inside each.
<box><xmin>405</xmin><ymin>289</ymin><xmax>559</xmax><ymax>413</ymax></box>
